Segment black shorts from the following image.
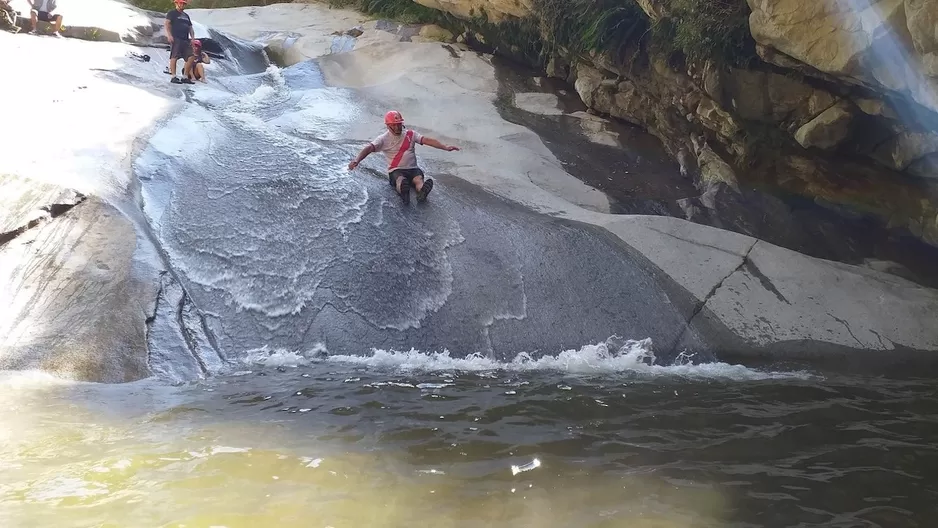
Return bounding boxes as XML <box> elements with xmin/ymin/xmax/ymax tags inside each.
<box><xmin>170</xmin><ymin>38</ymin><xmax>191</xmax><ymax>60</ymax></box>
<box><xmin>389</xmin><ymin>168</ymin><xmax>424</xmax><ymax>186</ymax></box>
<box><xmin>36</xmin><ymin>11</ymin><xmax>58</xmax><ymax>23</ymax></box>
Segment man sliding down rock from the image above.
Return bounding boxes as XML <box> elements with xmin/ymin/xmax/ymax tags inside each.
<box><xmin>348</xmin><ymin>111</ymin><xmax>460</xmax><ymax>205</ymax></box>
<box><xmin>28</xmin><ymin>0</ymin><xmax>64</xmax><ymax>37</ymax></box>
<box><xmin>165</xmin><ymin>0</ymin><xmax>194</xmax><ymax>84</ymax></box>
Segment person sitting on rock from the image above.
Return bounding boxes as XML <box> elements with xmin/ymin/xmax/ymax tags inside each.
<box><xmin>165</xmin><ymin>0</ymin><xmax>194</xmax><ymax>84</ymax></box>
<box><xmin>347</xmin><ymin>110</ymin><xmax>460</xmax><ymax>205</ymax></box>
<box><xmin>1</xmin><ymin>0</ymin><xmax>20</xmax><ymax>34</ymax></box>
<box><xmin>28</xmin><ymin>0</ymin><xmax>64</xmax><ymax>37</ymax></box>
<box><xmin>183</xmin><ymin>39</ymin><xmax>211</xmax><ymax>83</ymax></box>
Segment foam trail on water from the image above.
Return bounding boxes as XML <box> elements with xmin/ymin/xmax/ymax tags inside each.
<box><xmin>239</xmin><ymin>338</ymin><xmax>814</xmax><ymax>381</ymax></box>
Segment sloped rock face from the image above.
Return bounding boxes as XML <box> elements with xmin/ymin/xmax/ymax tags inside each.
<box><xmin>747</xmin><ymin>0</ymin><xmax>938</xmax><ymax>115</ymax></box>
<box><xmin>0</xmin><ymin>181</ymin><xmax>155</xmax><ymax>383</ymax></box>
<box><xmin>412</xmin><ymin>0</ymin><xmax>938</xmax><ymax>247</ymax></box>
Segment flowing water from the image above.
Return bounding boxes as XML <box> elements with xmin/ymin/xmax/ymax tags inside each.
<box><xmin>3</xmin><ymin>353</ymin><xmax>938</xmax><ymax>527</ymax></box>
<box><xmin>3</xmin><ymin>25</ymin><xmax>938</xmax><ymax>527</ymax></box>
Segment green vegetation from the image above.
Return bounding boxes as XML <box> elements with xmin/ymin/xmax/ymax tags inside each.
<box><xmin>534</xmin><ymin>0</ymin><xmax>649</xmax><ymax>62</ymax></box>
<box><xmin>460</xmin><ymin>0</ymin><xmax>755</xmax><ymax>70</ymax></box>
<box><xmin>654</xmin><ymin>0</ymin><xmax>756</xmax><ymax>67</ymax></box>
<box><xmin>328</xmin><ymin>0</ymin><xmax>452</xmax><ymax>25</ymax></box>
<box><xmin>465</xmin><ymin>11</ymin><xmax>545</xmax><ymax>67</ymax></box>
<box><xmin>127</xmin><ymin>0</ymin><xmax>174</xmax><ymax>11</ymax></box>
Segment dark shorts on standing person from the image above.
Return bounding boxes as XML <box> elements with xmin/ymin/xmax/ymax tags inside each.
<box><xmin>388</xmin><ymin>167</ymin><xmax>424</xmax><ymax>187</ymax></box>
<box><xmin>36</xmin><ymin>11</ymin><xmax>57</xmax><ymax>23</ymax></box>
<box><xmin>170</xmin><ymin>38</ymin><xmax>191</xmax><ymax>60</ymax></box>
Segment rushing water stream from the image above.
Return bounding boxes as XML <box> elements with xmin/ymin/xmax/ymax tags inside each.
<box><xmin>3</xmin><ymin>19</ymin><xmax>938</xmax><ymax>527</ymax></box>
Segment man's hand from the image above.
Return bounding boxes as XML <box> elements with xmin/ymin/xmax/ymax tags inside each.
<box><xmin>423</xmin><ymin>137</ymin><xmax>460</xmax><ymax>152</ymax></box>
<box><xmin>168</xmin><ymin>35</ymin><xmax>174</xmax><ymax>45</ymax></box>
<box><xmin>348</xmin><ymin>160</ymin><xmax>359</xmax><ymax>170</ymax></box>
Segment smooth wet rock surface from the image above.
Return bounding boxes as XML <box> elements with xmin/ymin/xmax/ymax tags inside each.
<box><xmin>0</xmin><ymin>197</ymin><xmax>156</xmax><ymax>382</ymax></box>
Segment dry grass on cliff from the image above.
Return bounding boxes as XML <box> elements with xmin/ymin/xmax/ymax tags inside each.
<box><xmin>528</xmin><ymin>0</ymin><xmax>755</xmax><ymax>68</ymax></box>
<box><xmin>534</xmin><ymin>0</ymin><xmax>649</xmax><ymax>60</ymax></box>
<box><xmin>656</xmin><ymin>0</ymin><xmax>756</xmax><ymax>66</ymax></box>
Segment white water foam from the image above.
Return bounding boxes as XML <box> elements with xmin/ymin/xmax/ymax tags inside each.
<box><xmin>237</xmin><ymin>338</ymin><xmax>813</xmax><ymax>381</ymax></box>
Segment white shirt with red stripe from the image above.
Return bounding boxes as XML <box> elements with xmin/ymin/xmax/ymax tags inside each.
<box><xmin>371</xmin><ymin>129</ymin><xmax>424</xmax><ymax>173</ymax></box>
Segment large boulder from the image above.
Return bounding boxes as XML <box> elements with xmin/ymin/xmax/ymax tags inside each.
<box><xmin>874</xmin><ymin>130</ymin><xmax>938</xmax><ymax>170</ymax></box>
<box><xmin>747</xmin><ymin>0</ymin><xmax>938</xmax><ymax>117</ymax></box>
<box><xmin>693</xmin><ymin>137</ymin><xmax>740</xmax><ymax>191</ymax></box>
<box><xmin>793</xmin><ymin>99</ymin><xmax>857</xmax><ymax>149</ymax></box>
<box><xmin>723</xmin><ymin>68</ymin><xmax>839</xmax><ymax>131</ymax></box>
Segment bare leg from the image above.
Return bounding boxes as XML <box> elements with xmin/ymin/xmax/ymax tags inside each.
<box><xmin>54</xmin><ymin>15</ymin><xmax>62</xmax><ymax>33</ymax></box>
<box><xmin>29</xmin><ymin>11</ymin><xmax>37</xmax><ymax>32</ymax></box>
<box><xmin>395</xmin><ymin>175</ymin><xmax>405</xmax><ymax>194</ymax></box>
<box><xmin>196</xmin><ymin>63</ymin><xmax>206</xmax><ymax>82</ymax></box>
<box><xmin>169</xmin><ymin>56</ymin><xmax>178</xmax><ymax>78</ymax></box>
<box><xmin>412</xmin><ymin>175</ymin><xmax>424</xmax><ymax>193</ymax></box>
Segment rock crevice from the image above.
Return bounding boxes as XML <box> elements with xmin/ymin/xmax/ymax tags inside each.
<box><xmin>0</xmin><ymin>193</ymin><xmax>87</xmax><ymax>247</ymax></box>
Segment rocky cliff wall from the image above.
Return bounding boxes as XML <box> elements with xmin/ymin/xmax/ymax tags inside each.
<box><xmin>392</xmin><ymin>0</ymin><xmax>938</xmax><ymax>246</ymax></box>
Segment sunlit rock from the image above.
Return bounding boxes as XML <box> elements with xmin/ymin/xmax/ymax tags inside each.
<box><xmin>793</xmin><ymin>100</ymin><xmax>857</xmax><ymax>149</ymax></box>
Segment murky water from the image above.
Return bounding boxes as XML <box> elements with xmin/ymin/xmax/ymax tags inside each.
<box><xmin>3</xmin><ymin>355</ymin><xmax>937</xmax><ymax>527</ymax></box>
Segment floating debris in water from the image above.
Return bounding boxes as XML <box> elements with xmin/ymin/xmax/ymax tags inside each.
<box><xmin>511</xmin><ymin>458</ymin><xmax>541</xmax><ymax>475</ymax></box>
<box><xmin>301</xmin><ymin>457</ymin><xmax>323</xmax><ymax>468</ymax></box>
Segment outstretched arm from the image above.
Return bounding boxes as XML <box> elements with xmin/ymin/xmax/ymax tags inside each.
<box><xmin>421</xmin><ymin>136</ymin><xmax>460</xmax><ymax>152</ymax></box>
<box><xmin>348</xmin><ymin>144</ymin><xmax>376</xmax><ymax>170</ymax></box>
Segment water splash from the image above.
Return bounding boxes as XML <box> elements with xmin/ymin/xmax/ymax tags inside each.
<box><xmin>238</xmin><ymin>337</ymin><xmax>813</xmax><ymax>381</ymax></box>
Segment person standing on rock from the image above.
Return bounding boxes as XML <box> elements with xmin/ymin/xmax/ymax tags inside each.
<box><xmin>165</xmin><ymin>0</ymin><xmax>195</xmax><ymax>84</ymax></box>
<box><xmin>28</xmin><ymin>0</ymin><xmax>64</xmax><ymax>37</ymax></box>
<box><xmin>347</xmin><ymin>111</ymin><xmax>460</xmax><ymax>205</ymax></box>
